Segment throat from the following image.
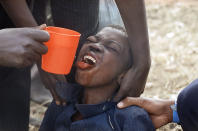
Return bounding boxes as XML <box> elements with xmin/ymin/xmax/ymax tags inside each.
<box><xmin>82</xmin><ymin>85</ymin><xmax>117</xmax><ymax>105</ymax></box>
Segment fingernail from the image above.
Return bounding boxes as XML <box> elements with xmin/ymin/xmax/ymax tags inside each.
<box><xmin>63</xmin><ymin>102</ymin><xmax>66</xmax><ymax>106</ymax></box>
<box><xmin>117</xmin><ymin>102</ymin><xmax>124</xmax><ymax>108</ymax></box>
<box><xmin>55</xmin><ymin>101</ymin><xmax>60</xmax><ymax>105</ymax></box>
<box><xmin>40</xmin><ymin>24</ymin><xmax>47</xmax><ymax>27</ymax></box>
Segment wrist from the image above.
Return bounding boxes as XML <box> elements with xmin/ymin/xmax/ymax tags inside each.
<box><xmin>165</xmin><ymin>100</ymin><xmax>175</xmax><ymax>123</ymax></box>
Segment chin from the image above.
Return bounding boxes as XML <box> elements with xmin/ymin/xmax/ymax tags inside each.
<box><xmin>75</xmin><ymin>67</ymin><xmax>109</xmax><ymax>88</ymax></box>
<box><xmin>76</xmin><ymin>79</ymin><xmax>92</xmax><ymax>88</ymax></box>
<box><xmin>75</xmin><ymin>71</ymin><xmax>90</xmax><ymax>87</ymax></box>
<box><xmin>75</xmin><ymin>71</ymin><xmax>98</xmax><ymax>88</ymax></box>
<box><xmin>75</xmin><ymin>69</ymin><xmax>93</xmax><ymax>86</ymax></box>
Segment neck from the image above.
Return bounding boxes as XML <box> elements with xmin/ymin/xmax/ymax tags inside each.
<box><xmin>83</xmin><ymin>83</ymin><xmax>118</xmax><ymax>105</ymax></box>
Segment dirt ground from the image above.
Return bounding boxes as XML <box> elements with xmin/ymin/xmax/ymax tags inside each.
<box><xmin>29</xmin><ymin>0</ymin><xmax>198</xmax><ymax>130</ymax></box>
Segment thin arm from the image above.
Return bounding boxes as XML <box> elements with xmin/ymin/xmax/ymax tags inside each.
<box><xmin>114</xmin><ymin>0</ymin><xmax>151</xmax><ymax>99</ymax></box>
<box><xmin>0</xmin><ymin>0</ymin><xmax>37</xmax><ymax>27</ymax></box>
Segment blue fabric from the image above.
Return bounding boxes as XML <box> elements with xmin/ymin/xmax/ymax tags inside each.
<box><xmin>177</xmin><ymin>79</ymin><xmax>198</xmax><ymax>131</ymax></box>
<box><xmin>40</xmin><ymin>83</ymin><xmax>155</xmax><ymax>131</ymax></box>
<box><xmin>172</xmin><ymin>106</ymin><xmax>180</xmax><ymax>123</ymax></box>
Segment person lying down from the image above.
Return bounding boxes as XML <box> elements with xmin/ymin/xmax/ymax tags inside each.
<box><xmin>39</xmin><ymin>26</ymin><xmax>155</xmax><ymax>131</ymax></box>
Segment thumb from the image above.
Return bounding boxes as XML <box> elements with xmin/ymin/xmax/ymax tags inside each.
<box><xmin>35</xmin><ymin>24</ymin><xmax>47</xmax><ymax>30</ymax></box>
<box><xmin>117</xmin><ymin>97</ymin><xmax>145</xmax><ymax>109</ymax></box>
<box><xmin>113</xmin><ymin>85</ymin><xmax>128</xmax><ymax>102</ymax></box>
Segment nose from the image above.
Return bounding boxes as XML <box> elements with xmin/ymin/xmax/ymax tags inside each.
<box><xmin>88</xmin><ymin>43</ymin><xmax>103</xmax><ymax>53</ymax></box>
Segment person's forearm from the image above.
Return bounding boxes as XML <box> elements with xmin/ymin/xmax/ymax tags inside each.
<box><xmin>115</xmin><ymin>0</ymin><xmax>150</xmax><ymax>96</ymax></box>
<box><xmin>115</xmin><ymin>0</ymin><xmax>150</xmax><ymax>69</ymax></box>
<box><xmin>0</xmin><ymin>0</ymin><xmax>37</xmax><ymax>27</ymax></box>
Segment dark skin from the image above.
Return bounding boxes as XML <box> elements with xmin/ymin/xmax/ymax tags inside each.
<box><xmin>73</xmin><ymin>27</ymin><xmax>132</xmax><ymax>121</ymax></box>
<box><xmin>0</xmin><ymin>0</ymin><xmax>66</xmax><ymax>104</ymax></box>
<box><xmin>117</xmin><ymin>97</ymin><xmax>174</xmax><ymax>129</ymax></box>
<box><xmin>0</xmin><ymin>0</ymin><xmax>37</xmax><ymax>27</ymax></box>
<box><xmin>114</xmin><ymin>0</ymin><xmax>151</xmax><ymax>101</ymax></box>
<box><xmin>0</xmin><ymin>25</ymin><xmax>49</xmax><ymax>68</ymax></box>
<box><xmin>1</xmin><ymin>0</ymin><xmax>150</xmax><ymax>104</ymax></box>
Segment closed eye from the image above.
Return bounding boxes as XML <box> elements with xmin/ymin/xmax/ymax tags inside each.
<box><xmin>85</xmin><ymin>39</ymin><xmax>92</xmax><ymax>44</ymax></box>
<box><xmin>107</xmin><ymin>46</ymin><xmax>118</xmax><ymax>52</ymax></box>
<box><xmin>104</xmin><ymin>41</ymin><xmax>121</xmax><ymax>54</ymax></box>
<box><xmin>105</xmin><ymin>44</ymin><xmax>120</xmax><ymax>54</ymax></box>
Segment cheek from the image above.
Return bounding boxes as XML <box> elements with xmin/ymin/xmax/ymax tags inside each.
<box><xmin>75</xmin><ymin>60</ymin><xmax>120</xmax><ymax>87</ymax></box>
<box><xmin>93</xmin><ymin>68</ymin><xmax>118</xmax><ymax>86</ymax></box>
<box><xmin>93</xmin><ymin>55</ymin><xmax>123</xmax><ymax>85</ymax></box>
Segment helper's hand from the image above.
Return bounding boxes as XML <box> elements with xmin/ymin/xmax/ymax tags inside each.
<box><xmin>37</xmin><ymin>62</ymin><xmax>67</xmax><ymax>106</ymax></box>
<box><xmin>117</xmin><ymin>97</ymin><xmax>174</xmax><ymax>129</ymax></box>
<box><xmin>0</xmin><ymin>25</ymin><xmax>49</xmax><ymax>68</ymax></box>
<box><xmin>114</xmin><ymin>64</ymin><xmax>150</xmax><ymax>101</ymax></box>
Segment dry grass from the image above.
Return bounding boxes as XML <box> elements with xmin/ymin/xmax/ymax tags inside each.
<box><xmin>143</xmin><ymin>1</ymin><xmax>198</xmax><ymax>130</ymax></box>
<box><xmin>29</xmin><ymin>1</ymin><xmax>198</xmax><ymax>130</ymax></box>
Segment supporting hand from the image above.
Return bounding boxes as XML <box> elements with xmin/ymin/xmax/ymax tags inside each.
<box><xmin>114</xmin><ymin>0</ymin><xmax>151</xmax><ymax>101</ymax></box>
<box><xmin>37</xmin><ymin>62</ymin><xmax>67</xmax><ymax>106</ymax></box>
<box><xmin>117</xmin><ymin>97</ymin><xmax>174</xmax><ymax>128</ymax></box>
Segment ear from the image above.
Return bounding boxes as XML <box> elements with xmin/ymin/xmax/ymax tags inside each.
<box><xmin>117</xmin><ymin>71</ymin><xmax>127</xmax><ymax>85</ymax></box>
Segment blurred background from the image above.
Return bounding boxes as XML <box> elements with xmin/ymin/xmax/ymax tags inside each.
<box><xmin>29</xmin><ymin>0</ymin><xmax>198</xmax><ymax>130</ymax></box>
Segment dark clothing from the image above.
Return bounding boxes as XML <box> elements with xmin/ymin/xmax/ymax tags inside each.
<box><xmin>0</xmin><ymin>1</ymin><xmax>99</xmax><ymax>130</ymax></box>
<box><xmin>32</xmin><ymin>0</ymin><xmax>99</xmax><ymax>83</ymax></box>
<box><xmin>32</xmin><ymin>0</ymin><xmax>99</xmax><ymax>53</ymax></box>
<box><xmin>0</xmin><ymin>4</ymin><xmax>14</xmax><ymax>28</ymax></box>
<box><xmin>0</xmin><ymin>5</ymin><xmax>31</xmax><ymax>131</ymax></box>
<box><xmin>40</xmin><ymin>83</ymin><xmax>155</xmax><ymax>131</ymax></box>
<box><xmin>0</xmin><ymin>67</ymin><xmax>31</xmax><ymax>131</ymax></box>
<box><xmin>177</xmin><ymin>79</ymin><xmax>198</xmax><ymax>131</ymax></box>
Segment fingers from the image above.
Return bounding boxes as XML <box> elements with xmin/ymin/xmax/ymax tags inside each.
<box><xmin>29</xmin><ymin>40</ymin><xmax>48</xmax><ymax>55</ymax></box>
<box><xmin>38</xmin><ymin>24</ymin><xmax>47</xmax><ymax>30</ymax></box>
<box><xmin>25</xmin><ymin>28</ymin><xmax>50</xmax><ymax>42</ymax></box>
<box><xmin>22</xmin><ymin>39</ymin><xmax>47</xmax><ymax>65</ymax></box>
<box><xmin>117</xmin><ymin>97</ymin><xmax>173</xmax><ymax>129</ymax></box>
<box><xmin>117</xmin><ymin>97</ymin><xmax>145</xmax><ymax>108</ymax></box>
<box><xmin>32</xmin><ymin>24</ymin><xmax>47</xmax><ymax>30</ymax></box>
<box><xmin>25</xmin><ymin>48</ymin><xmax>41</xmax><ymax>63</ymax></box>
<box><xmin>113</xmin><ymin>88</ymin><xmax>128</xmax><ymax>102</ymax></box>
<box><xmin>150</xmin><ymin>115</ymin><xmax>170</xmax><ymax>129</ymax></box>
<box><xmin>40</xmin><ymin>71</ymin><xmax>67</xmax><ymax>106</ymax></box>
<box><xmin>49</xmin><ymin>85</ymin><xmax>67</xmax><ymax>106</ymax></box>
<box><xmin>52</xmin><ymin>74</ymin><xmax>67</xmax><ymax>83</ymax></box>
<box><xmin>49</xmin><ymin>87</ymin><xmax>61</xmax><ymax>105</ymax></box>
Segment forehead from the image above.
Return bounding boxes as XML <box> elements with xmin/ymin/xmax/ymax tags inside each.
<box><xmin>97</xmin><ymin>27</ymin><xmax>128</xmax><ymax>48</ymax></box>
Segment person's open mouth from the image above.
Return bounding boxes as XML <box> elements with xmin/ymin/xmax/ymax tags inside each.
<box><xmin>76</xmin><ymin>53</ymin><xmax>97</xmax><ymax>70</ymax></box>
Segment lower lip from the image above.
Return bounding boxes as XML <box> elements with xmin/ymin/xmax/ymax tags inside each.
<box><xmin>76</xmin><ymin>61</ymin><xmax>95</xmax><ymax>70</ymax></box>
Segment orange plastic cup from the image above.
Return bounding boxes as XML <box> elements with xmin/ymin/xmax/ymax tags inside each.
<box><xmin>42</xmin><ymin>26</ymin><xmax>81</xmax><ymax>74</ymax></box>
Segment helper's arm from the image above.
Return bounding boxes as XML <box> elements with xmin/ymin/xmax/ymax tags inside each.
<box><xmin>0</xmin><ymin>0</ymin><xmax>37</xmax><ymax>27</ymax></box>
<box><xmin>0</xmin><ymin>0</ymin><xmax>66</xmax><ymax>105</ymax></box>
<box><xmin>114</xmin><ymin>0</ymin><xmax>151</xmax><ymax>100</ymax></box>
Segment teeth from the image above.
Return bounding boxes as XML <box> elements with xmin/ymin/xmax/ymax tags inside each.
<box><xmin>84</xmin><ymin>55</ymin><xmax>96</xmax><ymax>63</ymax></box>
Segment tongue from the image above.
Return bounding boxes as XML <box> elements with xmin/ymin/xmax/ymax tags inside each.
<box><xmin>76</xmin><ymin>61</ymin><xmax>94</xmax><ymax>70</ymax></box>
